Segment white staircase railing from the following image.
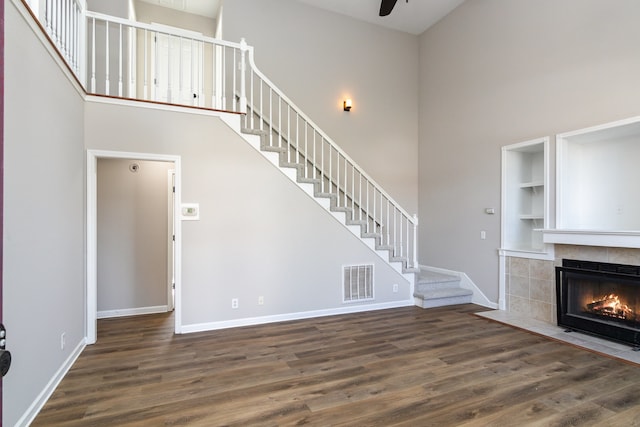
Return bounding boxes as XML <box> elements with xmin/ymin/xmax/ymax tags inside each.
<box><xmin>241</xmin><ymin>51</ymin><xmax>418</xmax><ymax>272</ymax></box>
<box><xmin>43</xmin><ymin>0</ymin><xmax>86</xmax><ymax>83</ymax></box>
<box><xmin>33</xmin><ymin>0</ymin><xmax>418</xmax><ymax>272</ymax></box>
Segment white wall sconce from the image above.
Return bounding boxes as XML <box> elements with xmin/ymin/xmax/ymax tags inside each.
<box><xmin>343</xmin><ymin>99</ymin><xmax>352</xmax><ymax>112</ymax></box>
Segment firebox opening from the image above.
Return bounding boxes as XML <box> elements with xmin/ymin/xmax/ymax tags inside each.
<box><xmin>557</xmin><ymin>259</ymin><xmax>640</xmax><ymax>346</ymax></box>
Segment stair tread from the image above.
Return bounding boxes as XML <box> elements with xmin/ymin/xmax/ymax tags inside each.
<box><xmin>316</xmin><ymin>192</ymin><xmax>337</xmax><ymax>198</ymax></box>
<box><xmin>281</xmin><ymin>162</ymin><xmax>303</xmax><ymax>168</ymax></box>
<box><xmin>241</xmin><ymin>128</ymin><xmax>268</xmax><ymax>136</ymax></box>
<box><xmin>417</xmin><ymin>271</ymin><xmax>460</xmax><ymax>284</ymax></box>
<box><xmin>331</xmin><ymin>207</ymin><xmax>353</xmax><ymax>213</ymax></box>
<box><xmin>362</xmin><ymin>232</ymin><xmax>382</xmax><ymax>239</ymax></box>
<box><xmin>262</xmin><ymin>146</ymin><xmax>287</xmax><ymax>153</ymax></box>
<box><xmin>298</xmin><ymin>177</ymin><xmax>320</xmax><ymax>184</ymax></box>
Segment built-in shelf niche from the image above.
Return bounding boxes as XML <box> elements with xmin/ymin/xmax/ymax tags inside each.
<box><xmin>556</xmin><ymin>116</ymin><xmax>640</xmax><ymax>232</ymax></box>
<box><xmin>501</xmin><ymin>137</ymin><xmax>549</xmax><ymax>254</ymax></box>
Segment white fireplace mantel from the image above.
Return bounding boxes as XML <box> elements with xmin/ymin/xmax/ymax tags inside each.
<box><xmin>542</xmin><ymin>229</ymin><xmax>640</xmax><ymax>248</ymax></box>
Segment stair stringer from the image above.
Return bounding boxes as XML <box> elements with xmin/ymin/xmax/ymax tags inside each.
<box><xmin>219</xmin><ymin>114</ymin><xmax>416</xmax><ymax>287</ymax></box>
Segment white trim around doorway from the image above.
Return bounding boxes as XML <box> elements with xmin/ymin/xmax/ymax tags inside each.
<box><xmin>86</xmin><ymin>150</ymin><xmax>183</xmax><ymax>344</ymax></box>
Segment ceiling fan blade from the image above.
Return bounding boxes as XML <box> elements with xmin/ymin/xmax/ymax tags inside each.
<box><xmin>379</xmin><ymin>0</ymin><xmax>398</xmax><ymax>16</ymax></box>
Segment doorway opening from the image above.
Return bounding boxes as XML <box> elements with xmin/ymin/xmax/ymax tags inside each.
<box><xmin>150</xmin><ymin>26</ymin><xmax>205</xmax><ymax>107</ymax></box>
<box><xmin>87</xmin><ymin>150</ymin><xmax>182</xmax><ymax>344</ymax></box>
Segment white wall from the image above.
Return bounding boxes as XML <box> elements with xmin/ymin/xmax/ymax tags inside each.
<box><xmin>84</xmin><ymin>103</ymin><xmax>411</xmax><ymax>328</ymax></box>
<box><xmin>224</xmin><ymin>0</ymin><xmax>419</xmax><ymax>214</ymax></box>
<box><xmin>4</xmin><ymin>1</ymin><xmax>86</xmax><ymax>425</ymax></box>
<box><xmin>97</xmin><ymin>158</ymin><xmax>173</xmax><ymax>315</ymax></box>
<box><xmin>418</xmin><ymin>0</ymin><xmax>640</xmax><ymax>302</ymax></box>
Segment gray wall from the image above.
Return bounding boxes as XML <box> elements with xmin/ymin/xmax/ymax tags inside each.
<box><xmin>224</xmin><ymin>0</ymin><xmax>420</xmax><ymax>214</ymax></box>
<box><xmin>418</xmin><ymin>0</ymin><xmax>640</xmax><ymax>302</ymax></box>
<box><xmin>85</xmin><ymin>104</ymin><xmax>411</xmax><ymax>327</ymax></box>
<box><xmin>97</xmin><ymin>158</ymin><xmax>172</xmax><ymax>314</ymax></box>
<box><xmin>86</xmin><ymin>0</ymin><xmax>131</xmax><ymax>18</ymax></box>
<box><xmin>4</xmin><ymin>1</ymin><xmax>86</xmax><ymax>425</ymax></box>
<box><xmin>134</xmin><ymin>1</ymin><xmax>217</xmax><ymax>37</ymax></box>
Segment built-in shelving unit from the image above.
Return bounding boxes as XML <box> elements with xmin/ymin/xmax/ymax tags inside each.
<box><xmin>555</xmin><ymin>116</ymin><xmax>640</xmax><ymax>231</ymax></box>
<box><xmin>501</xmin><ymin>137</ymin><xmax>549</xmax><ymax>254</ymax></box>
<box><xmin>543</xmin><ymin>116</ymin><xmax>640</xmax><ymax>248</ymax></box>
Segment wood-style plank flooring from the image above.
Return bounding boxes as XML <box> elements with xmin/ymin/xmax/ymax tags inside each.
<box><xmin>34</xmin><ymin>305</ymin><xmax>640</xmax><ymax>426</ymax></box>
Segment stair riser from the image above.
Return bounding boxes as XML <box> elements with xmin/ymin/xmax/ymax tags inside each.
<box><xmin>414</xmin><ymin>295</ymin><xmax>473</xmax><ymax>309</ymax></box>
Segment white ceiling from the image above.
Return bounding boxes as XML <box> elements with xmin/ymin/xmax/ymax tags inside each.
<box><xmin>138</xmin><ymin>0</ymin><xmax>465</xmax><ymax>35</ymax></box>
<box><xmin>294</xmin><ymin>0</ymin><xmax>466</xmax><ymax>35</ymax></box>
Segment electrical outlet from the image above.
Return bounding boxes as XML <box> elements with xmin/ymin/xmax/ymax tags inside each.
<box><xmin>60</xmin><ymin>332</ymin><xmax>66</xmax><ymax>350</ymax></box>
<box><xmin>231</xmin><ymin>298</ymin><xmax>239</xmax><ymax>309</ymax></box>
<box><xmin>392</xmin><ymin>284</ymin><xmax>398</xmax><ymax>293</ymax></box>
<box><xmin>258</xmin><ymin>296</ymin><xmax>264</xmax><ymax>305</ymax></box>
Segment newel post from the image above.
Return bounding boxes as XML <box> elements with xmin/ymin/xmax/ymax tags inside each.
<box><xmin>239</xmin><ymin>38</ymin><xmax>248</xmax><ymax>114</ymax></box>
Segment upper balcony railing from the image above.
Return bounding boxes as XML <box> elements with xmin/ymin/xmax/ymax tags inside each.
<box><xmin>30</xmin><ymin>0</ymin><xmax>418</xmax><ymax>271</ymax></box>
<box><xmin>84</xmin><ymin>11</ymin><xmax>248</xmax><ymax>113</ymax></box>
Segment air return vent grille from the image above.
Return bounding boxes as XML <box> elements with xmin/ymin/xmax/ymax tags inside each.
<box><xmin>343</xmin><ymin>264</ymin><xmax>374</xmax><ymax>302</ymax></box>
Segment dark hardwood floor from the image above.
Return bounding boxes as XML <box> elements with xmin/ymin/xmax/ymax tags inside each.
<box><xmin>34</xmin><ymin>305</ymin><xmax>640</xmax><ymax>426</ymax></box>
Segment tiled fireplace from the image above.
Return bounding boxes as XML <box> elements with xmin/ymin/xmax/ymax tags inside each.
<box><xmin>505</xmin><ymin>245</ymin><xmax>640</xmax><ymax>325</ymax></box>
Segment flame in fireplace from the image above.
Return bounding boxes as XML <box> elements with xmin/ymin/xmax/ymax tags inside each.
<box><xmin>586</xmin><ymin>294</ymin><xmax>634</xmax><ymax>320</ymax></box>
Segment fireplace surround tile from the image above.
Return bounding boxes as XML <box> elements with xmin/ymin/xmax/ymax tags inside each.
<box><xmin>530</xmin><ymin>278</ymin><xmax>553</xmax><ymax>304</ymax></box>
<box><xmin>509</xmin><ymin>294</ymin><xmax>531</xmax><ymax>317</ymax></box>
<box><xmin>608</xmin><ymin>247</ymin><xmax>640</xmax><ymax>266</ymax></box>
<box><xmin>510</xmin><ymin>275</ymin><xmax>529</xmax><ymax>299</ymax></box>
<box><xmin>530</xmin><ymin>259</ymin><xmax>554</xmax><ymax>281</ymax></box>
<box><xmin>554</xmin><ymin>245</ymin><xmax>608</xmax><ymax>263</ymax></box>
<box><xmin>505</xmin><ymin>244</ymin><xmax>640</xmax><ymax>327</ymax></box>
<box><xmin>505</xmin><ymin>256</ymin><xmax>555</xmax><ymax>323</ymax></box>
<box><xmin>510</xmin><ymin>257</ymin><xmax>530</xmax><ymax>277</ymax></box>
<box><xmin>530</xmin><ymin>299</ymin><xmax>554</xmax><ymax>324</ymax></box>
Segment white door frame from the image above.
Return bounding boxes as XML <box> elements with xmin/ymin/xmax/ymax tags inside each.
<box><xmin>167</xmin><ymin>169</ymin><xmax>175</xmax><ymax>312</ymax></box>
<box><xmin>86</xmin><ymin>150</ymin><xmax>183</xmax><ymax>344</ymax></box>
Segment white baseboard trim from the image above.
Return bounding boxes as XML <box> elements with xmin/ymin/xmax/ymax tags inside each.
<box><xmin>419</xmin><ymin>265</ymin><xmax>499</xmax><ymax>309</ymax></box>
<box><xmin>181</xmin><ymin>300</ymin><xmax>414</xmax><ymax>334</ymax></box>
<box><xmin>16</xmin><ymin>338</ymin><xmax>86</xmax><ymax>427</ymax></box>
<box><xmin>98</xmin><ymin>305</ymin><xmax>169</xmax><ymax>319</ymax></box>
